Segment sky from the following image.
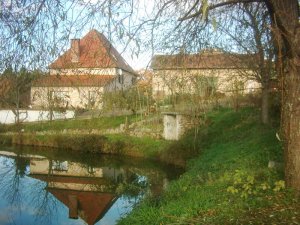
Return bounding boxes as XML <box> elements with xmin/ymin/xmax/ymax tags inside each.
<box><xmin>67</xmin><ymin>0</ymin><xmax>155</xmax><ymax>70</ymax></box>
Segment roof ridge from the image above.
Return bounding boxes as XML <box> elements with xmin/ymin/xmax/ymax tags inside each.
<box><xmin>49</xmin><ymin>29</ymin><xmax>136</xmax><ymax>74</ymax></box>
<box><xmin>94</xmin><ymin>31</ymin><xmax>136</xmax><ymax>74</ymax></box>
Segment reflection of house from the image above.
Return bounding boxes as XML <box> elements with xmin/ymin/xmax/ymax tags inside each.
<box><xmin>30</xmin><ymin>159</ymin><xmax>125</xmax><ymax>225</ymax></box>
<box><xmin>49</xmin><ymin>189</ymin><xmax>116</xmax><ymax>225</ymax></box>
<box><xmin>31</xmin><ymin>29</ymin><xmax>137</xmax><ymax>110</ymax></box>
<box><xmin>151</xmin><ymin>49</ymin><xmax>261</xmax><ymax>99</ymax></box>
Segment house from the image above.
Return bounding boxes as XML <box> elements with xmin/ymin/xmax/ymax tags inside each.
<box><xmin>31</xmin><ymin>29</ymin><xmax>137</xmax><ymax>110</ymax></box>
<box><xmin>151</xmin><ymin>49</ymin><xmax>261</xmax><ymax>100</ymax></box>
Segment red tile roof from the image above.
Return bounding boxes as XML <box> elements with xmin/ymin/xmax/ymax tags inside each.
<box><xmin>151</xmin><ymin>50</ymin><xmax>258</xmax><ymax>70</ymax></box>
<box><xmin>49</xmin><ymin>29</ymin><xmax>136</xmax><ymax>74</ymax></box>
<box><xmin>32</xmin><ymin>75</ymin><xmax>114</xmax><ymax>87</ymax></box>
<box><xmin>49</xmin><ymin>189</ymin><xmax>117</xmax><ymax>225</ymax></box>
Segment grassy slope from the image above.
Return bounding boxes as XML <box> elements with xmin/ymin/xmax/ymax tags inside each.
<box><xmin>118</xmin><ymin>108</ymin><xmax>299</xmax><ymax>225</ymax></box>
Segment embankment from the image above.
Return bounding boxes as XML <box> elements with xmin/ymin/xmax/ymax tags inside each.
<box><xmin>0</xmin><ymin>132</ymin><xmax>182</xmax><ymax>165</ymax></box>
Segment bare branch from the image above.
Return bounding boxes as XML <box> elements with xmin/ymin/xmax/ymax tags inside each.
<box><xmin>178</xmin><ymin>0</ymin><xmax>264</xmax><ymax>21</ymax></box>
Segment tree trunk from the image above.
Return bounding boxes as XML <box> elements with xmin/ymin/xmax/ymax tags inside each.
<box><xmin>283</xmin><ymin>58</ymin><xmax>300</xmax><ymax>191</ymax></box>
<box><xmin>267</xmin><ymin>0</ymin><xmax>300</xmax><ymax>191</ymax></box>
<box><xmin>261</xmin><ymin>86</ymin><xmax>269</xmax><ymax>124</ymax></box>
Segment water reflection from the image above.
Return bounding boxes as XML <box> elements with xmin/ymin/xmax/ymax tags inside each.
<box><xmin>0</xmin><ymin>147</ymin><xmax>183</xmax><ymax>225</ymax></box>
<box><xmin>30</xmin><ymin>158</ymin><xmax>133</xmax><ymax>225</ymax></box>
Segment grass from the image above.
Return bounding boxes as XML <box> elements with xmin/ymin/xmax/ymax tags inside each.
<box><xmin>105</xmin><ymin>134</ymin><xmax>171</xmax><ymax>158</ymax></box>
<box><xmin>0</xmin><ymin>112</ymin><xmax>174</xmax><ymax>161</ymax></box>
<box><xmin>118</xmin><ymin>107</ymin><xmax>299</xmax><ymax>225</ymax></box>
<box><xmin>1</xmin><ymin>132</ymin><xmax>170</xmax><ymax>159</ymax></box>
<box><xmin>0</xmin><ymin>114</ymin><xmax>138</xmax><ymax>133</ymax></box>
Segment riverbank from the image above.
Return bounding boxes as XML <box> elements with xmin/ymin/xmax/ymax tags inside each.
<box><xmin>0</xmin><ymin>132</ymin><xmax>169</xmax><ymax>159</ymax></box>
<box><xmin>1</xmin><ymin>107</ymin><xmax>299</xmax><ymax>224</ymax></box>
<box><xmin>0</xmin><ymin>114</ymin><xmax>185</xmax><ymax>166</ymax></box>
<box><xmin>118</xmin><ymin>107</ymin><xmax>300</xmax><ymax>224</ymax></box>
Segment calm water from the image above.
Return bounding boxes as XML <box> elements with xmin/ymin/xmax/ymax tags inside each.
<box><xmin>0</xmin><ymin>146</ymin><xmax>183</xmax><ymax>225</ymax></box>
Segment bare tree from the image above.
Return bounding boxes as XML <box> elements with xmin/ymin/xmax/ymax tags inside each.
<box><xmin>217</xmin><ymin>3</ymin><xmax>275</xmax><ymax>123</ymax></box>
<box><xmin>0</xmin><ymin>0</ymin><xmax>299</xmax><ymax>191</ymax></box>
<box><xmin>0</xmin><ymin>67</ymin><xmax>37</xmax><ymax>124</ymax></box>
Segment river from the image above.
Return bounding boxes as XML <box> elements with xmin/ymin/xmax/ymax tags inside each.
<box><xmin>0</xmin><ymin>146</ymin><xmax>183</xmax><ymax>225</ymax></box>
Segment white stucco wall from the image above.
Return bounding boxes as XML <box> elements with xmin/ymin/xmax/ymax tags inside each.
<box><xmin>31</xmin><ymin>86</ymin><xmax>105</xmax><ymax>109</ymax></box>
<box><xmin>105</xmin><ymin>71</ymin><xmax>136</xmax><ymax>92</ymax></box>
<box><xmin>0</xmin><ymin>110</ymin><xmax>75</xmax><ymax>124</ymax></box>
<box><xmin>32</xmin><ymin>67</ymin><xmax>137</xmax><ymax>109</ymax></box>
<box><xmin>152</xmin><ymin>69</ymin><xmax>261</xmax><ymax>99</ymax></box>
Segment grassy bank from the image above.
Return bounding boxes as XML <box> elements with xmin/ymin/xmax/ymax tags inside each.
<box><xmin>0</xmin><ymin>132</ymin><xmax>170</xmax><ymax>159</ymax></box>
<box><xmin>0</xmin><ymin>114</ymin><xmax>137</xmax><ymax>133</ymax></box>
<box><xmin>118</xmin><ymin>108</ymin><xmax>299</xmax><ymax>224</ymax></box>
<box><xmin>0</xmin><ymin>114</ymin><xmax>172</xmax><ymax>160</ymax></box>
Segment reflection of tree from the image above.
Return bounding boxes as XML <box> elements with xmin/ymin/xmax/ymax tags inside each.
<box><xmin>116</xmin><ymin>173</ymin><xmax>149</xmax><ymax>197</ymax></box>
<box><xmin>30</xmin><ymin>159</ymin><xmax>60</xmax><ymax>225</ymax></box>
<box><xmin>30</xmin><ymin>184</ymin><xmax>60</xmax><ymax>225</ymax></box>
<box><xmin>0</xmin><ymin>156</ymin><xmax>59</xmax><ymax>225</ymax></box>
<box><xmin>14</xmin><ymin>155</ymin><xmax>30</xmax><ymax>177</ymax></box>
<box><xmin>0</xmin><ymin>155</ymin><xmax>25</xmax><ymax>224</ymax></box>
<box><xmin>1</xmin><ymin>153</ymin><xmax>30</xmax><ymax>202</ymax></box>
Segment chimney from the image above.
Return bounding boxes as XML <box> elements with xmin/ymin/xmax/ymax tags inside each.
<box><xmin>70</xmin><ymin>39</ymin><xmax>80</xmax><ymax>63</ymax></box>
<box><xmin>68</xmin><ymin>195</ymin><xmax>78</xmax><ymax>219</ymax></box>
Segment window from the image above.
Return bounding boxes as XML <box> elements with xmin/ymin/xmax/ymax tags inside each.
<box><xmin>52</xmin><ymin>160</ymin><xmax>68</xmax><ymax>171</ymax></box>
<box><xmin>118</xmin><ymin>74</ymin><xmax>124</xmax><ymax>84</ymax></box>
<box><xmin>88</xmin><ymin>165</ymin><xmax>95</xmax><ymax>174</ymax></box>
<box><xmin>117</xmin><ymin>69</ymin><xmax>124</xmax><ymax>84</ymax></box>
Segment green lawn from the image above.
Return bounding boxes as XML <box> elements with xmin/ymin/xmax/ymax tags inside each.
<box><xmin>118</xmin><ymin>108</ymin><xmax>299</xmax><ymax>224</ymax></box>
<box><xmin>1</xmin><ymin>114</ymin><xmax>139</xmax><ymax>133</ymax></box>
